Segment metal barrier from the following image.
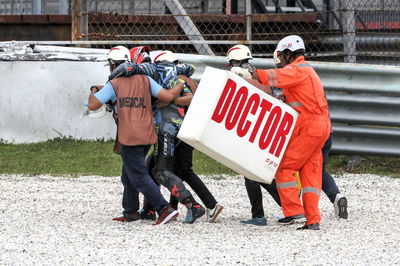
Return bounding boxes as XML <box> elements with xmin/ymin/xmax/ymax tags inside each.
<box><xmin>176</xmin><ymin>53</ymin><xmax>400</xmax><ymax>157</ymax></box>
<box><xmin>1</xmin><ymin>43</ymin><xmax>400</xmax><ymax>156</ymax></box>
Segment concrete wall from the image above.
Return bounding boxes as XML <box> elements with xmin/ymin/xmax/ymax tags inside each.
<box><xmin>0</xmin><ymin>61</ymin><xmax>116</xmax><ymax>143</ymax></box>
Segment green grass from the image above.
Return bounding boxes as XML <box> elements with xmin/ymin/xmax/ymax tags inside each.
<box><xmin>326</xmin><ymin>155</ymin><xmax>400</xmax><ymax>178</ymax></box>
<box><xmin>0</xmin><ymin>138</ymin><xmax>121</xmax><ymax>176</ymax></box>
<box><xmin>0</xmin><ymin>138</ymin><xmax>399</xmax><ymax>178</ymax></box>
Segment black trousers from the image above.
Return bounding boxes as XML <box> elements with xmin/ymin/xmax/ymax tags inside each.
<box><xmin>169</xmin><ymin>141</ymin><xmax>217</xmax><ymax>210</ymax></box>
<box><xmin>144</xmin><ymin>142</ymin><xmax>217</xmax><ymax>210</ymax></box>
<box><xmin>321</xmin><ymin>134</ymin><xmax>340</xmax><ymax>203</ymax></box>
<box><xmin>151</xmin><ymin>106</ymin><xmax>192</xmax><ymax>203</ymax></box>
<box><xmin>244</xmin><ymin>178</ymin><xmax>281</xmax><ymax>218</ymax></box>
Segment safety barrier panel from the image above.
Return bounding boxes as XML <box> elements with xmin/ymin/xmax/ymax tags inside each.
<box><xmin>176</xmin><ymin>54</ymin><xmax>400</xmax><ymax>157</ymax></box>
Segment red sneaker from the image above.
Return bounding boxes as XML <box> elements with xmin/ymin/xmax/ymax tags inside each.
<box><xmin>156</xmin><ymin>206</ymin><xmax>179</xmax><ymax>225</ymax></box>
<box><xmin>112</xmin><ymin>212</ymin><xmax>141</xmax><ymax>223</ymax></box>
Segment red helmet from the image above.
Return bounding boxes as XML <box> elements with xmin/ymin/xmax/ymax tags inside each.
<box><xmin>129</xmin><ymin>46</ymin><xmax>151</xmax><ymax>64</ymax></box>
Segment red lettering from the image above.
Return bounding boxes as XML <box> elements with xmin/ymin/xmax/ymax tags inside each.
<box><xmin>211</xmin><ymin>79</ymin><xmax>236</xmax><ymax>123</ymax></box>
<box><xmin>210</xmin><ymin>80</ymin><xmax>295</xmax><ymax>158</ymax></box>
<box><xmin>225</xmin><ymin>86</ymin><xmax>248</xmax><ymax>130</ymax></box>
<box><xmin>259</xmin><ymin>106</ymin><xmax>282</xmax><ymax>150</ymax></box>
<box><xmin>249</xmin><ymin>99</ymin><xmax>272</xmax><ymax>143</ymax></box>
<box><xmin>269</xmin><ymin>112</ymin><xmax>294</xmax><ymax>157</ymax></box>
<box><xmin>237</xmin><ymin>93</ymin><xmax>260</xmax><ymax>137</ymax></box>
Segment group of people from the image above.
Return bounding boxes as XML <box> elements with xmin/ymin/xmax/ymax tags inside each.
<box><xmin>87</xmin><ymin>34</ymin><xmax>348</xmax><ymax>230</ymax></box>
<box><xmin>88</xmin><ymin>46</ymin><xmax>223</xmax><ymax>225</ymax></box>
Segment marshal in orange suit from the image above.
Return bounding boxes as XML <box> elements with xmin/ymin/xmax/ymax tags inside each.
<box><xmin>253</xmin><ymin>35</ymin><xmax>330</xmax><ymax>230</ymax></box>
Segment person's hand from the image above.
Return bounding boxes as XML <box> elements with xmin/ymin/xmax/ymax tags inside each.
<box><xmin>90</xmin><ymin>86</ymin><xmax>99</xmax><ymax>93</ymax></box>
<box><xmin>272</xmin><ymin>89</ymin><xmax>285</xmax><ymax>102</ymax></box>
<box><xmin>275</xmin><ymin>94</ymin><xmax>286</xmax><ymax>102</ymax></box>
<box><xmin>230</xmin><ymin>67</ymin><xmax>252</xmax><ymax>79</ymax></box>
<box><xmin>240</xmin><ymin>62</ymin><xmax>256</xmax><ymax>73</ymax></box>
<box><xmin>177</xmin><ymin>64</ymin><xmax>195</xmax><ymax>77</ymax></box>
<box><xmin>178</xmin><ymin>78</ymin><xmax>191</xmax><ymax>92</ymax></box>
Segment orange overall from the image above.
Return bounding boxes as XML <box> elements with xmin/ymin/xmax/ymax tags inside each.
<box><xmin>257</xmin><ymin>56</ymin><xmax>330</xmax><ymax>225</ymax></box>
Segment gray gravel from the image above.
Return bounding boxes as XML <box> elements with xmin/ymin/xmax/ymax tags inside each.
<box><xmin>0</xmin><ymin>174</ymin><xmax>399</xmax><ymax>265</ymax></box>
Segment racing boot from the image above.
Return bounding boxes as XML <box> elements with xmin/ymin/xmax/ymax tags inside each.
<box><xmin>182</xmin><ymin>196</ymin><xmax>205</xmax><ymax>224</ymax></box>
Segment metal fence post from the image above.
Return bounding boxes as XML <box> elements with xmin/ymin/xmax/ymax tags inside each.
<box><xmin>18</xmin><ymin>0</ymin><xmax>23</xmax><ymax>14</ymax></box>
<box><xmin>71</xmin><ymin>0</ymin><xmax>81</xmax><ymax>41</ymax></box>
<box><xmin>246</xmin><ymin>0</ymin><xmax>252</xmax><ymax>51</ymax></box>
<box><xmin>246</xmin><ymin>0</ymin><xmax>252</xmax><ymax>41</ymax></box>
<box><xmin>163</xmin><ymin>0</ymin><xmax>214</xmax><ymax>55</ymax></box>
<box><xmin>81</xmin><ymin>0</ymin><xmax>88</xmax><ymax>41</ymax></box>
<box><xmin>226</xmin><ymin>0</ymin><xmax>231</xmax><ymax>15</ymax></box>
<box><xmin>327</xmin><ymin>0</ymin><xmax>340</xmax><ymax>30</ymax></box>
<box><xmin>342</xmin><ymin>0</ymin><xmax>356</xmax><ymax>63</ymax></box>
<box><xmin>341</xmin><ymin>0</ymin><xmax>359</xmax><ymax>165</ymax></box>
<box><xmin>32</xmin><ymin>0</ymin><xmax>41</xmax><ymax>15</ymax></box>
<box><xmin>59</xmin><ymin>0</ymin><xmax>69</xmax><ymax>15</ymax></box>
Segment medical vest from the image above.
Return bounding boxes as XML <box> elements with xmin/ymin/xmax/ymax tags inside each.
<box><xmin>110</xmin><ymin>75</ymin><xmax>157</xmax><ymax>146</ymax></box>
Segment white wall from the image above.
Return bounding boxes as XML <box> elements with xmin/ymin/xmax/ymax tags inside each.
<box><xmin>0</xmin><ymin>61</ymin><xmax>116</xmax><ymax>143</ymax></box>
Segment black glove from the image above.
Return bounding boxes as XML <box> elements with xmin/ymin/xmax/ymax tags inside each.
<box><xmin>240</xmin><ymin>62</ymin><xmax>256</xmax><ymax>74</ymax></box>
<box><xmin>108</xmin><ymin>63</ymin><xmax>129</xmax><ymax>80</ymax></box>
<box><xmin>271</xmin><ymin>87</ymin><xmax>284</xmax><ymax>99</ymax></box>
<box><xmin>177</xmin><ymin>64</ymin><xmax>195</xmax><ymax>77</ymax></box>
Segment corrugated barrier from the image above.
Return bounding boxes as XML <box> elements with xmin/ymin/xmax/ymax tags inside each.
<box><xmin>177</xmin><ymin>53</ymin><xmax>400</xmax><ymax>157</ymax></box>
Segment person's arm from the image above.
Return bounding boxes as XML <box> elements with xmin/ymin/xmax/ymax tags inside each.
<box><xmin>173</xmin><ymin>92</ymin><xmax>193</xmax><ymax>106</ymax></box>
<box><xmin>108</xmin><ymin>62</ymin><xmax>155</xmax><ymax>80</ymax></box>
<box><xmin>245</xmin><ymin>78</ymin><xmax>272</xmax><ymax>95</ymax></box>
<box><xmin>256</xmin><ymin>66</ymin><xmax>303</xmax><ymax>89</ymax></box>
<box><xmin>176</xmin><ymin>63</ymin><xmax>195</xmax><ymax>77</ymax></box>
<box><xmin>88</xmin><ymin>83</ymin><xmax>116</xmax><ymax>110</ymax></box>
<box><xmin>156</xmin><ymin>82</ymin><xmax>183</xmax><ymax>102</ymax></box>
<box><xmin>172</xmin><ymin>75</ymin><xmax>196</xmax><ymax>106</ymax></box>
<box><xmin>252</xmin><ymin>70</ymin><xmax>260</xmax><ymax>81</ymax></box>
<box><xmin>147</xmin><ymin>76</ymin><xmax>183</xmax><ymax>102</ymax></box>
<box><xmin>88</xmin><ymin>87</ymin><xmax>102</xmax><ymax>111</ymax></box>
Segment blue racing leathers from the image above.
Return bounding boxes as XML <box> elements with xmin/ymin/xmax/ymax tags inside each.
<box><xmin>108</xmin><ymin>61</ymin><xmax>195</xmax><ymax>89</ymax></box>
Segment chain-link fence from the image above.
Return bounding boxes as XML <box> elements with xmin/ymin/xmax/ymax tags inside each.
<box><xmin>0</xmin><ymin>0</ymin><xmax>69</xmax><ymax>14</ymax></box>
<box><xmin>1</xmin><ymin>0</ymin><xmax>400</xmax><ymax>65</ymax></box>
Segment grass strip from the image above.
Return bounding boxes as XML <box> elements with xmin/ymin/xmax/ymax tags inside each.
<box><xmin>0</xmin><ymin>138</ymin><xmax>399</xmax><ymax>178</ymax></box>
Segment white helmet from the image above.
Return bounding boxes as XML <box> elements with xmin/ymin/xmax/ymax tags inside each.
<box><xmin>107</xmin><ymin>46</ymin><xmax>131</xmax><ymax>63</ymax></box>
<box><xmin>273</xmin><ymin>49</ymin><xmax>281</xmax><ymax>65</ymax></box>
<box><xmin>154</xmin><ymin>50</ymin><xmax>178</xmax><ymax>63</ymax></box>
<box><xmin>227</xmin><ymin>44</ymin><xmax>252</xmax><ymax>61</ymax></box>
<box><xmin>276</xmin><ymin>35</ymin><xmax>305</xmax><ymax>52</ymax></box>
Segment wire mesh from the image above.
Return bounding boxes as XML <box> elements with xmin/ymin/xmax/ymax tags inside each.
<box><xmin>1</xmin><ymin>0</ymin><xmax>399</xmax><ymax>65</ymax></box>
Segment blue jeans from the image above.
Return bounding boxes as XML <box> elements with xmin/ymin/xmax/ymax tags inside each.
<box><xmin>120</xmin><ymin>144</ymin><xmax>168</xmax><ymax>216</ymax></box>
<box><xmin>322</xmin><ymin>134</ymin><xmax>340</xmax><ymax>203</ymax></box>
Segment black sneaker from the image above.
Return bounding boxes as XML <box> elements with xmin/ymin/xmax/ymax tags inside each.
<box><xmin>278</xmin><ymin>214</ymin><xmax>306</xmax><ymax>225</ymax></box>
<box><xmin>334</xmin><ymin>194</ymin><xmax>348</xmax><ymax>219</ymax></box>
<box><xmin>297</xmin><ymin>223</ymin><xmax>320</xmax><ymax>230</ymax></box>
<box><xmin>156</xmin><ymin>205</ymin><xmax>179</xmax><ymax>225</ymax></box>
<box><xmin>138</xmin><ymin>209</ymin><xmax>156</xmax><ymax>221</ymax></box>
<box><xmin>183</xmin><ymin>204</ymin><xmax>205</xmax><ymax>224</ymax></box>
<box><xmin>112</xmin><ymin>212</ymin><xmax>142</xmax><ymax>224</ymax></box>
